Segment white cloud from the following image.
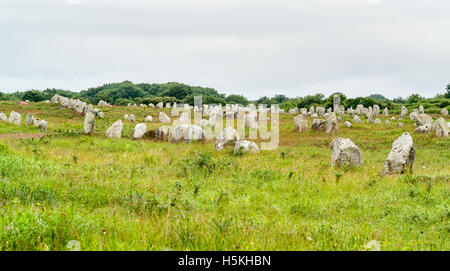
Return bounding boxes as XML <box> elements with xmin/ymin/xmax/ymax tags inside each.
<box><xmin>366</xmin><ymin>0</ymin><xmax>382</xmax><ymax>5</ymax></box>
<box><xmin>1</xmin><ymin>0</ymin><xmax>449</xmax><ymax>99</ymax></box>
<box><xmin>66</xmin><ymin>0</ymin><xmax>81</xmax><ymax>5</ymax></box>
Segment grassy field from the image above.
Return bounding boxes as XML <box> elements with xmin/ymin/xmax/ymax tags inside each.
<box><xmin>0</xmin><ymin>101</ymin><xmax>448</xmax><ymax>251</ymax></box>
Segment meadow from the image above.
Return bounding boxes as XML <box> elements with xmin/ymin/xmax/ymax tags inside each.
<box><xmin>0</xmin><ymin>101</ymin><xmax>448</xmax><ymax>251</ymax></box>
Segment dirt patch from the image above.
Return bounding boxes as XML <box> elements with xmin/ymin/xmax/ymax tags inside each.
<box><xmin>0</xmin><ymin>133</ymin><xmax>46</xmax><ymax>139</ymax></box>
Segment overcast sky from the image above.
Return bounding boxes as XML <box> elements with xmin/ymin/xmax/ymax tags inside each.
<box><xmin>1</xmin><ymin>0</ymin><xmax>449</xmax><ymax>99</ymax></box>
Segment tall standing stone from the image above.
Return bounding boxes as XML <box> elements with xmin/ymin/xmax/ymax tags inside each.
<box><xmin>83</xmin><ymin>112</ymin><xmax>95</xmax><ymax>135</ymax></box>
<box><xmin>381</xmin><ymin>132</ymin><xmax>415</xmax><ymax>175</ymax></box>
<box><xmin>333</xmin><ymin>94</ymin><xmax>341</xmax><ymax>114</ymax></box>
<box><xmin>8</xmin><ymin>111</ymin><xmax>21</xmax><ymax>125</ymax></box>
<box><xmin>105</xmin><ymin>120</ymin><xmax>123</xmax><ymax>138</ymax></box>
<box><xmin>435</xmin><ymin>117</ymin><xmax>448</xmax><ymax>138</ymax></box>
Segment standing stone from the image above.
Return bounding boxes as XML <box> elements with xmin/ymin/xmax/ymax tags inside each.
<box><xmin>441</xmin><ymin>108</ymin><xmax>448</xmax><ymax>116</ymax></box>
<box><xmin>353</xmin><ymin>115</ymin><xmax>361</xmax><ymax>123</ymax></box>
<box><xmin>381</xmin><ymin>132</ymin><xmax>415</xmax><ymax>175</ymax></box>
<box><xmin>419</xmin><ymin>105</ymin><xmax>424</xmax><ymax>114</ymax></box>
<box><xmin>374</xmin><ymin>118</ymin><xmax>381</xmax><ymax>124</ymax></box>
<box><xmin>344</xmin><ymin>121</ymin><xmax>352</xmax><ymax>128</ymax></box>
<box><xmin>124</xmin><ymin>114</ymin><xmax>129</xmax><ymax>121</ymax></box>
<box><xmin>383</xmin><ymin>107</ymin><xmax>389</xmax><ymax>117</ymax></box>
<box><xmin>410</xmin><ymin>111</ymin><xmax>419</xmax><ymax>121</ymax></box>
<box><xmin>415</xmin><ymin>114</ymin><xmax>433</xmax><ymax>127</ymax></box>
<box><xmin>132</xmin><ymin>123</ymin><xmax>147</xmax><ymax>140</ymax></box>
<box><xmin>39</xmin><ymin>120</ymin><xmax>48</xmax><ymax>131</ymax></box>
<box><xmin>159</xmin><ymin>112</ymin><xmax>171</xmax><ymax>123</ymax></box>
<box><xmin>385</xmin><ymin>120</ymin><xmax>390</xmax><ymax>126</ymax></box>
<box><xmin>435</xmin><ymin>117</ymin><xmax>448</xmax><ymax>138</ymax></box>
<box><xmin>311</xmin><ymin>119</ymin><xmax>326</xmax><ymax>131</ymax></box>
<box><xmin>373</xmin><ymin>105</ymin><xmax>380</xmax><ymax>117</ymax></box>
<box><xmin>330</xmin><ymin>138</ymin><xmax>362</xmax><ymax>167</ymax></box>
<box><xmin>326</xmin><ymin>112</ymin><xmax>338</xmax><ymax>134</ymax></box>
<box><xmin>8</xmin><ymin>111</ymin><xmax>21</xmax><ymax>125</ymax></box>
<box><xmin>294</xmin><ymin>114</ymin><xmax>308</xmax><ymax>132</ymax></box>
<box><xmin>356</xmin><ymin>104</ymin><xmax>364</xmax><ymax>115</ymax></box>
<box><xmin>105</xmin><ymin>120</ymin><xmax>123</xmax><ymax>138</ymax></box>
<box><xmin>399</xmin><ymin>106</ymin><xmax>408</xmax><ymax>119</ymax></box>
<box><xmin>172</xmin><ymin>124</ymin><xmax>204</xmax><ymax>142</ymax></box>
<box><xmin>83</xmin><ymin>112</ymin><xmax>95</xmax><ymax>135</ymax></box>
<box><xmin>129</xmin><ymin>114</ymin><xmax>136</xmax><ymax>122</ymax></box>
<box><xmin>144</xmin><ymin>116</ymin><xmax>153</xmax><ymax>122</ymax></box>
<box><xmin>316</xmin><ymin>107</ymin><xmax>325</xmax><ymax>115</ymax></box>
<box><xmin>26</xmin><ymin>113</ymin><xmax>35</xmax><ymax>126</ymax></box>
<box><xmin>333</xmin><ymin>94</ymin><xmax>341</xmax><ymax>114</ymax></box>
<box><xmin>155</xmin><ymin>126</ymin><xmax>172</xmax><ymax>141</ymax></box>
<box><xmin>234</xmin><ymin>140</ymin><xmax>260</xmax><ymax>154</ymax></box>
<box><xmin>0</xmin><ymin>113</ymin><xmax>7</xmax><ymax>121</ymax></box>
<box><xmin>215</xmin><ymin>127</ymin><xmax>240</xmax><ymax>150</ymax></box>
<box><xmin>308</xmin><ymin>106</ymin><xmax>315</xmax><ymax>115</ymax></box>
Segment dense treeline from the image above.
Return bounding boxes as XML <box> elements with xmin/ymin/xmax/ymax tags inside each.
<box><xmin>1</xmin><ymin>81</ymin><xmax>449</xmax><ymax>113</ymax></box>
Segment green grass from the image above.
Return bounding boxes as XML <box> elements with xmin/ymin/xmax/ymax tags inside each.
<box><xmin>0</xmin><ymin>101</ymin><xmax>448</xmax><ymax>251</ymax></box>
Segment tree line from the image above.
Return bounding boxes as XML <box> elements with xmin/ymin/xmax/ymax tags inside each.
<box><xmin>1</xmin><ymin>81</ymin><xmax>449</xmax><ymax>113</ymax></box>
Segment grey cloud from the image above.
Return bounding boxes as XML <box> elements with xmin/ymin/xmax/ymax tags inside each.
<box><xmin>1</xmin><ymin>0</ymin><xmax>449</xmax><ymax>99</ymax></box>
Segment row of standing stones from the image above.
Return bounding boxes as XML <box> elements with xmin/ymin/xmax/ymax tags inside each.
<box><xmin>3</xmin><ymin>94</ymin><xmax>447</xmax><ymax>176</ymax></box>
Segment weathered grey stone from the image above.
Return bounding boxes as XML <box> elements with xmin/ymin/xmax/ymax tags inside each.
<box><xmin>415</xmin><ymin>124</ymin><xmax>434</xmax><ymax>134</ymax></box>
<box><xmin>419</xmin><ymin>104</ymin><xmax>424</xmax><ymax>114</ymax></box>
<box><xmin>26</xmin><ymin>113</ymin><xmax>35</xmax><ymax>126</ymax></box>
<box><xmin>373</xmin><ymin>105</ymin><xmax>380</xmax><ymax>117</ymax></box>
<box><xmin>385</xmin><ymin>120</ymin><xmax>390</xmax><ymax>126</ymax></box>
<box><xmin>316</xmin><ymin>107</ymin><xmax>325</xmax><ymax>115</ymax></box>
<box><xmin>144</xmin><ymin>116</ymin><xmax>153</xmax><ymax>122</ymax></box>
<box><xmin>441</xmin><ymin>108</ymin><xmax>448</xmax><ymax>116</ymax></box>
<box><xmin>374</xmin><ymin>118</ymin><xmax>381</xmax><ymax>124</ymax></box>
<box><xmin>399</xmin><ymin>106</ymin><xmax>408</xmax><ymax>119</ymax></box>
<box><xmin>330</xmin><ymin>138</ymin><xmax>362</xmax><ymax>167</ymax></box>
<box><xmin>132</xmin><ymin>123</ymin><xmax>147</xmax><ymax>139</ymax></box>
<box><xmin>288</xmin><ymin>108</ymin><xmax>298</xmax><ymax>114</ymax></box>
<box><xmin>344</xmin><ymin>121</ymin><xmax>352</xmax><ymax>128</ymax></box>
<box><xmin>39</xmin><ymin>120</ymin><xmax>48</xmax><ymax>131</ymax></box>
<box><xmin>172</xmin><ymin>124</ymin><xmax>204</xmax><ymax>142</ymax></box>
<box><xmin>381</xmin><ymin>132</ymin><xmax>415</xmax><ymax>175</ymax></box>
<box><xmin>415</xmin><ymin>114</ymin><xmax>433</xmax><ymax>127</ymax></box>
<box><xmin>0</xmin><ymin>113</ymin><xmax>7</xmax><ymax>121</ymax></box>
<box><xmin>234</xmin><ymin>140</ymin><xmax>259</xmax><ymax>154</ymax></box>
<box><xmin>8</xmin><ymin>111</ymin><xmax>21</xmax><ymax>125</ymax></box>
<box><xmin>311</xmin><ymin>119</ymin><xmax>326</xmax><ymax>131</ymax></box>
<box><xmin>326</xmin><ymin>112</ymin><xmax>338</xmax><ymax>134</ymax></box>
<box><xmin>159</xmin><ymin>112</ymin><xmax>171</xmax><ymax>123</ymax></box>
<box><xmin>215</xmin><ymin>127</ymin><xmax>240</xmax><ymax>150</ymax></box>
<box><xmin>333</xmin><ymin>94</ymin><xmax>341</xmax><ymax>114</ymax></box>
<box><xmin>398</xmin><ymin>122</ymin><xmax>404</xmax><ymax>127</ymax></box>
<box><xmin>435</xmin><ymin>117</ymin><xmax>448</xmax><ymax>138</ymax></box>
<box><xmin>383</xmin><ymin>107</ymin><xmax>389</xmax><ymax>117</ymax></box>
<box><xmin>83</xmin><ymin>112</ymin><xmax>95</xmax><ymax>135</ymax></box>
<box><xmin>294</xmin><ymin>114</ymin><xmax>308</xmax><ymax>132</ymax></box>
<box><xmin>353</xmin><ymin>115</ymin><xmax>361</xmax><ymax>123</ymax></box>
<box><xmin>105</xmin><ymin>120</ymin><xmax>123</xmax><ymax>138</ymax></box>
<box><xmin>129</xmin><ymin>114</ymin><xmax>136</xmax><ymax>122</ymax></box>
<box><xmin>155</xmin><ymin>126</ymin><xmax>172</xmax><ymax>141</ymax></box>
<box><xmin>98</xmin><ymin>100</ymin><xmax>111</xmax><ymax>106</ymax></box>
<box><xmin>409</xmin><ymin>111</ymin><xmax>418</xmax><ymax>121</ymax></box>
